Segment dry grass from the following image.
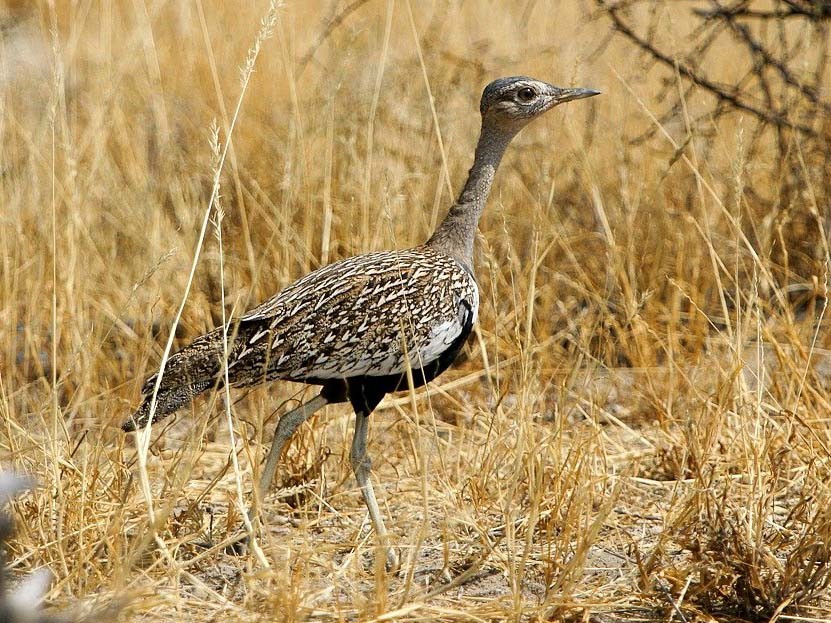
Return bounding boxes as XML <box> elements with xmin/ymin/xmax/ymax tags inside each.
<box><xmin>2</xmin><ymin>0</ymin><xmax>831</xmax><ymax>621</ymax></box>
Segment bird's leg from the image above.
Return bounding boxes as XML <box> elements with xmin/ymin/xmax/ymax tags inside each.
<box><xmin>350</xmin><ymin>411</ymin><xmax>399</xmax><ymax>570</ymax></box>
<box><xmin>228</xmin><ymin>393</ymin><xmax>329</xmax><ymax>556</ymax></box>
<box><xmin>257</xmin><ymin>393</ymin><xmax>329</xmax><ymax>504</ymax></box>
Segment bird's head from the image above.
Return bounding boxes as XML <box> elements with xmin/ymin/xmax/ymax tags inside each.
<box><xmin>479</xmin><ymin>76</ymin><xmax>599</xmax><ymax>131</ymax></box>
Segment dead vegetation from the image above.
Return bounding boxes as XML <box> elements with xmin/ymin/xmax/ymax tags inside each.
<box><xmin>1</xmin><ymin>0</ymin><xmax>830</xmax><ymax>621</ymax></box>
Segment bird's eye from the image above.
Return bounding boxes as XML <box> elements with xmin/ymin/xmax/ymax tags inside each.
<box><xmin>517</xmin><ymin>87</ymin><xmax>536</xmax><ymax>102</ymax></box>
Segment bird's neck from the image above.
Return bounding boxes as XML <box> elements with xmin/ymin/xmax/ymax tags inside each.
<box><xmin>426</xmin><ymin>125</ymin><xmax>516</xmax><ymax>270</ymax></box>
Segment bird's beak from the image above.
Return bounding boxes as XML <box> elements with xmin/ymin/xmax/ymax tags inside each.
<box><xmin>547</xmin><ymin>85</ymin><xmax>601</xmax><ymax>105</ymax></box>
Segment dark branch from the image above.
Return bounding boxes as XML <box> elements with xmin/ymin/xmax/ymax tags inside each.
<box><xmin>296</xmin><ymin>0</ymin><xmax>372</xmax><ymax>76</ymax></box>
<box><xmin>694</xmin><ymin>1</ymin><xmax>831</xmax><ymax>20</ymax></box>
<box><xmin>596</xmin><ymin>0</ymin><xmax>820</xmax><ymax>137</ymax></box>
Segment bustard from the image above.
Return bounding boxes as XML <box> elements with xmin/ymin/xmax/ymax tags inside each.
<box><xmin>124</xmin><ymin>76</ymin><xmax>599</xmax><ymax>568</ymax></box>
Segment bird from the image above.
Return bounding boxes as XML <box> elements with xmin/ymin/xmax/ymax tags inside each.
<box><xmin>123</xmin><ymin>76</ymin><xmax>599</xmax><ymax>569</ymax></box>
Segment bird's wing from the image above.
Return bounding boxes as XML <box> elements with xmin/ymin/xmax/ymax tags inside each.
<box><xmin>231</xmin><ymin>247</ymin><xmax>478</xmax><ymax>383</ymax></box>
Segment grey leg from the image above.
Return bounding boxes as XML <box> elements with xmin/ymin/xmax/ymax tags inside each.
<box><xmin>229</xmin><ymin>393</ymin><xmax>330</xmax><ymax>555</ymax></box>
<box><xmin>350</xmin><ymin>412</ymin><xmax>399</xmax><ymax>570</ymax></box>
<box><xmin>258</xmin><ymin>393</ymin><xmax>329</xmax><ymax>503</ymax></box>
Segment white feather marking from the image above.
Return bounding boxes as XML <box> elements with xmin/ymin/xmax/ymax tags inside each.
<box><xmin>250</xmin><ymin>328</ymin><xmax>269</xmax><ymax>345</ymax></box>
<box><xmin>296</xmin><ymin>293</ymin><xmax>478</xmax><ymax>380</ymax></box>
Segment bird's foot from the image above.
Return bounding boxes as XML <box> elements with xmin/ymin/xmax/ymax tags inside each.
<box><xmin>360</xmin><ymin>544</ymin><xmax>400</xmax><ymax>573</ymax></box>
<box><xmin>384</xmin><ymin>546</ymin><xmax>400</xmax><ymax>573</ymax></box>
<box><xmin>224</xmin><ymin>533</ymin><xmax>250</xmax><ymax>556</ymax></box>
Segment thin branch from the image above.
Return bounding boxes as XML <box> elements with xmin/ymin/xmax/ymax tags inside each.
<box><xmin>296</xmin><ymin>0</ymin><xmax>372</xmax><ymax>75</ymax></box>
<box><xmin>720</xmin><ymin>6</ymin><xmax>831</xmax><ymax>110</ymax></box>
<box><xmin>694</xmin><ymin>4</ymin><xmax>831</xmax><ymax>19</ymax></box>
<box><xmin>596</xmin><ymin>0</ymin><xmax>820</xmax><ymax>136</ymax></box>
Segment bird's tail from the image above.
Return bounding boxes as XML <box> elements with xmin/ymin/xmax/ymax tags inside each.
<box><xmin>122</xmin><ymin>328</ymin><xmax>228</xmax><ymax>432</ymax></box>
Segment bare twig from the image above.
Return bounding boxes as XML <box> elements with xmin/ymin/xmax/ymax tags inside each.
<box><xmin>596</xmin><ymin>0</ymin><xmax>822</xmax><ymax>136</ymax></box>
<box><xmin>296</xmin><ymin>0</ymin><xmax>372</xmax><ymax>75</ymax></box>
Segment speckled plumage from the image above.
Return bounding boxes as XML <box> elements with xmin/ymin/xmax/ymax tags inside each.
<box><xmin>123</xmin><ymin>245</ymin><xmax>478</xmax><ymax>431</ymax></box>
<box><xmin>239</xmin><ymin>246</ymin><xmax>478</xmax><ymax>381</ymax></box>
